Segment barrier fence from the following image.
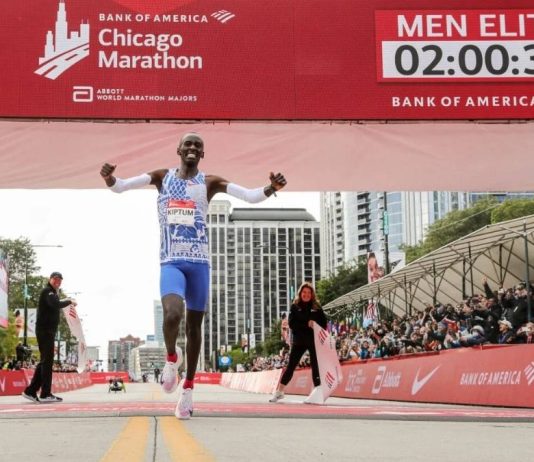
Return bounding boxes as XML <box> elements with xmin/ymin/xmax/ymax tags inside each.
<box><xmin>0</xmin><ymin>370</ymin><xmax>92</xmax><ymax>396</ymax></box>
<box><xmin>222</xmin><ymin>345</ymin><xmax>534</xmax><ymax>408</ymax></box>
<box><xmin>0</xmin><ymin>370</ymin><xmax>222</xmax><ymax>396</ymax></box>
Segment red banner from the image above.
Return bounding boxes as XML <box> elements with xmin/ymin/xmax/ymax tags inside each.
<box><xmin>194</xmin><ymin>372</ymin><xmax>222</xmax><ymax>384</ymax></box>
<box><xmin>2</xmin><ymin>0</ymin><xmax>534</xmax><ymax>120</ymax></box>
<box><xmin>0</xmin><ymin>370</ymin><xmax>29</xmax><ymax>396</ymax></box>
<box><xmin>282</xmin><ymin>345</ymin><xmax>534</xmax><ymax>408</ymax></box>
<box><xmin>0</xmin><ymin>370</ymin><xmax>92</xmax><ymax>396</ymax></box>
<box><xmin>89</xmin><ymin>371</ymin><xmax>130</xmax><ymax>384</ymax></box>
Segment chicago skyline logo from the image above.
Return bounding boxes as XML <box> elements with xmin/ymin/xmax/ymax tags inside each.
<box><xmin>35</xmin><ymin>1</ymin><xmax>90</xmax><ymax>80</ymax></box>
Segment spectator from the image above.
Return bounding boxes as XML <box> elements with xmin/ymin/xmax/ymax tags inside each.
<box><xmin>497</xmin><ymin>320</ymin><xmax>515</xmax><ymax>344</ymax></box>
<box><xmin>517</xmin><ymin>322</ymin><xmax>534</xmax><ymax>344</ymax></box>
<box><xmin>460</xmin><ymin>325</ymin><xmax>486</xmax><ymax>346</ymax></box>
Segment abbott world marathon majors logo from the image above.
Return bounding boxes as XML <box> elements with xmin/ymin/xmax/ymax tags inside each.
<box><xmin>371</xmin><ymin>366</ymin><xmax>402</xmax><ymax>394</ymax></box>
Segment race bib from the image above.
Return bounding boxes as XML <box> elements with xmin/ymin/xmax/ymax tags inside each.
<box><xmin>167</xmin><ymin>199</ymin><xmax>196</xmax><ymax>225</ymax></box>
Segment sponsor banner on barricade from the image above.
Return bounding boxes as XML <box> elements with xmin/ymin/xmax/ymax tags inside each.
<box><xmin>0</xmin><ymin>370</ymin><xmax>29</xmax><ymax>396</ymax></box>
<box><xmin>283</xmin><ymin>345</ymin><xmax>534</xmax><ymax>408</ymax></box>
<box><xmin>0</xmin><ymin>370</ymin><xmax>93</xmax><ymax>396</ymax></box>
<box><xmin>194</xmin><ymin>372</ymin><xmax>222</xmax><ymax>384</ymax></box>
<box><xmin>90</xmin><ymin>371</ymin><xmax>130</xmax><ymax>384</ymax></box>
<box><xmin>221</xmin><ymin>369</ymin><xmax>282</xmax><ymax>394</ymax></box>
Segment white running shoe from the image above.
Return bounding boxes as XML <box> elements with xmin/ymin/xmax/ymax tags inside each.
<box><xmin>303</xmin><ymin>386</ymin><xmax>324</xmax><ymax>405</ymax></box>
<box><xmin>269</xmin><ymin>390</ymin><xmax>284</xmax><ymax>403</ymax></box>
<box><xmin>161</xmin><ymin>346</ymin><xmax>183</xmax><ymax>394</ymax></box>
<box><xmin>176</xmin><ymin>387</ymin><xmax>193</xmax><ymax>420</ymax></box>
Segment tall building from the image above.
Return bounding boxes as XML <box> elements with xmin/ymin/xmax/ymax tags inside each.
<box><xmin>204</xmin><ymin>200</ymin><xmax>320</xmax><ymax>368</ymax></box>
<box><xmin>129</xmin><ymin>344</ymin><xmax>167</xmax><ymax>381</ymax></box>
<box><xmin>320</xmin><ymin>191</ymin><xmax>471</xmax><ymax>276</ymax></box>
<box><xmin>153</xmin><ymin>301</ymin><xmax>164</xmax><ymax>346</ymax></box>
<box><xmin>107</xmin><ymin>335</ymin><xmax>142</xmax><ymax>372</ymax></box>
<box><xmin>321</xmin><ymin>190</ymin><xmax>534</xmax><ymax>277</ymax></box>
<box><xmin>85</xmin><ymin>346</ymin><xmax>100</xmax><ymax>371</ymax></box>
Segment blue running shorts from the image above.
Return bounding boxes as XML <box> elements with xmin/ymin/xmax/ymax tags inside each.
<box><xmin>160</xmin><ymin>261</ymin><xmax>210</xmax><ymax>312</ymax></box>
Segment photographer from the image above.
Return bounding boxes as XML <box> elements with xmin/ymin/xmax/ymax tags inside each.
<box><xmin>15</xmin><ymin>342</ymin><xmax>25</xmax><ymax>363</ymax></box>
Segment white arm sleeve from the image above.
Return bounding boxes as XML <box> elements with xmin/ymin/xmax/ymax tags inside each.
<box><xmin>110</xmin><ymin>173</ymin><xmax>151</xmax><ymax>193</ymax></box>
<box><xmin>227</xmin><ymin>183</ymin><xmax>268</xmax><ymax>204</ymax></box>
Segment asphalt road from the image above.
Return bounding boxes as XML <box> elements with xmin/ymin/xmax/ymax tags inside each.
<box><xmin>1</xmin><ymin>382</ymin><xmax>533</xmax><ymax>461</ymax></box>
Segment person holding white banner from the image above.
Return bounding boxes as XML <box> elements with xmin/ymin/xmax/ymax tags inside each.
<box><xmin>22</xmin><ymin>272</ymin><xmax>76</xmax><ymax>403</ymax></box>
<box><xmin>269</xmin><ymin>282</ymin><xmax>327</xmax><ymax>404</ymax></box>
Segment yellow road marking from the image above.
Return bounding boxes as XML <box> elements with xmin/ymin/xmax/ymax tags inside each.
<box><xmin>160</xmin><ymin>416</ymin><xmax>215</xmax><ymax>461</ymax></box>
<box><xmin>100</xmin><ymin>417</ymin><xmax>150</xmax><ymax>462</ymax></box>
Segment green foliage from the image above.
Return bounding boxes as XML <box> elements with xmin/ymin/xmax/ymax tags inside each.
<box><xmin>316</xmin><ymin>258</ymin><xmax>368</xmax><ymax>306</ymax></box>
<box><xmin>0</xmin><ymin>237</ymin><xmax>41</xmax><ymax>311</ymax></box>
<box><xmin>403</xmin><ymin>198</ymin><xmax>498</xmax><ymax>263</ymax></box>
<box><xmin>491</xmin><ymin>198</ymin><xmax>534</xmax><ymax>224</ymax></box>
<box><xmin>228</xmin><ymin>346</ymin><xmax>248</xmax><ymax>366</ymax></box>
<box><xmin>262</xmin><ymin>319</ymin><xmax>285</xmax><ymax>356</ymax></box>
<box><xmin>1</xmin><ymin>237</ymin><xmax>74</xmax><ymax>358</ymax></box>
<box><xmin>0</xmin><ymin>310</ymin><xmax>19</xmax><ymax>360</ymax></box>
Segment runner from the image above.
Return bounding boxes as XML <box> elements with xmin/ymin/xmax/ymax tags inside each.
<box><xmin>100</xmin><ymin>132</ymin><xmax>286</xmax><ymax>419</ymax></box>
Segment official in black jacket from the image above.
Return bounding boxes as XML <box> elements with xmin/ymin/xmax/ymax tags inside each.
<box><xmin>22</xmin><ymin>272</ymin><xmax>75</xmax><ymax>403</ymax></box>
<box><xmin>269</xmin><ymin>282</ymin><xmax>327</xmax><ymax>403</ymax></box>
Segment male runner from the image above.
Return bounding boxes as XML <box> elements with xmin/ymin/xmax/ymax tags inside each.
<box><xmin>100</xmin><ymin>132</ymin><xmax>286</xmax><ymax>419</ymax></box>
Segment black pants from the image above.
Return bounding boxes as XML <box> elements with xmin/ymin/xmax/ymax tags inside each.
<box><xmin>25</xmin><ymin>329</ymin><xmax>56</xmax><ymax>397</ymax></box>
<box><xmin>280</xmin><ymin>341</ymin><xmax>321</xmax><ymax>387</ymax></box>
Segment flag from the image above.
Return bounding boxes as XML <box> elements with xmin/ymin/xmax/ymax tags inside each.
<box><xmin>62</xmin><ymin>304</ymin><xmax>88</xmax><ymax>373</ymax></box>
<box><xmin>312</xmin><ymin>322</ymin><xmax>343</xmax><ymax>403</ymax></box>
<box><xmin>363</xmin><ymin>299</ymin><xmax>378</xmax><ymax>328</ymax></box>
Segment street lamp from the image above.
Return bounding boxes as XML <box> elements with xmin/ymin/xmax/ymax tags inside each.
<box><xmin>23</xmin><ymin>244</ymin><xmax>63</xmax><ymax>347</ymax></box>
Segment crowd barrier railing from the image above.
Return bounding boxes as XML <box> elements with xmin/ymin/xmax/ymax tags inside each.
<box><xmin>221</xmin><ymin>345</ymin><xmax>534</xmax><ymax>408</ymax></box>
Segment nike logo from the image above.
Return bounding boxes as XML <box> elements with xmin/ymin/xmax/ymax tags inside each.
<box><xmin>411</xmin><ymin>365</ymin><xmax>440</xmax><ymax>395</ymax></box>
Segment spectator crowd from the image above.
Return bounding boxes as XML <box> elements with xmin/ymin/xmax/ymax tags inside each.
<box><xmin>242</xmin><ymin>278</ymin><xmax>534</xmax><ymax>372</ymax></box>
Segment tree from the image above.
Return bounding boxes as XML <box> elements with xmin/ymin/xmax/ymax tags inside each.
<box><xmin>0</xmin><ymin>310</ymin><xmax>19</xmax><ymax>359</ymax></box>
<box><xmin>262</xmin><ymin>319</ymin><xmax>285</xmax><ymax>356</ymax></box>
<box><xmin>0</xmin><ymin>238</ymin><xmax>40</xmax><ymax>311</ymax></box>
<box><xmin>402</xmin><ymin>197</ymin><xmax>498</xmax><ymax>263</ymax></box>
<box><xmin>491</xmin><ymin>198</ymin><xmax>534</xmax><ymax>224</ymax></box>
<box><xmin>316</xmin><ymin>258</ymin><xmax>368</xmax><ymax>306</ymax></box>
<box><xmin>0</xmin><ymin>237</ymin><xmax>73</xmax><ymax>361</ymax></box>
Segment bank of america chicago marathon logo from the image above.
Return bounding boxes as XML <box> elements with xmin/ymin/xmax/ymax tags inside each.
<box><xmin>34</xmin><ymin>1</ymin><xmax>236</xmax><ymax>81</ymax></box>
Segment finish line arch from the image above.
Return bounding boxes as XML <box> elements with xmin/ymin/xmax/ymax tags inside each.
<box><xmin>2</xmin><ymin>0</ymin><xmax>534</xmax><ymax>190</ymax></box>
<box><xmin>1</xmin><ymin>120</ymin><xmax>534</xmax><ymax>190</ymax></box>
